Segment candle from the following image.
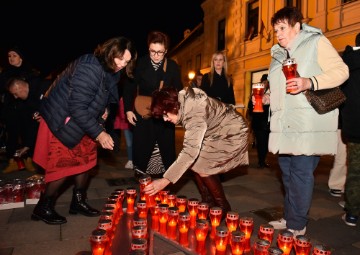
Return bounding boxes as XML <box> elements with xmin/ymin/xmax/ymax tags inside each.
<box><xmin>149</xmin><ymin>203</ymin><xmax>160</xmax><ymax>231</ymax></box>
<box><xmin>209</xmin><ymin>207</ymin><xmax>222</xmax><ymax>238</ymax></box>
<box><xmin>132</xmin><ymin>225</ymin><xmax>147</xmax><ymax>239</ymax></box>
<box><xmin>294</xmin><ymin>235</ymin><xmax>312</xmax><ymax>255</ymax></box>
<box><xmin>215</xmin><ymin>226</ymin><xmax>229</xmax><ymax>254</ymax></box>
<box><xmin>178</xmin><ymin>212</ymin><xmax>190</xmax><ymax>246</ymax></box>
<box><xmin>312</xmin><ymin>244</ymin><xmax>332</xmax><ymax>255</ymax></box>
<box><xmin>130</xmin><ymin>238</ymin><xmax>147</xmax><ymax>252</ymax></box>
<box><xmin>159</xmin><ymin>190</ymin><xmax>170</xmax><ymax>204</ymax></box>
<box><xmin>258</xmin><ymin>223</ymin><xmax>274</xmax><ymax>244</ymax></box>
<box><xmin>97</xmin><ymin>219</ymin><xmax>113</xmax><ymax>242</ymax></box>
<box><xmin>268</xmin><ymin>246</ymin><xmax>284</xmax><ymax>255</ymax></box>
<box><xmin>239</xmin><ymin>216</ymin><xmax>254</xmax><ymax>253</ymax></box>
<box><xmin>138</xmin><ymin>174</ymin><xmax>157</xmax><ymax>208</ymax></box>
<box><xmin>167</xmin><ymin>193</ymin><xmax>177</xmax><ymax>207</ymax></box>
<box><xmin>195</xmin><ymin>219</ymin><xmax>209</xmax><ymax>253</ymax></box>
<box><xmin>277</xmin><ymin>230</ymin><xmax>294</xmax><ymax>255</ymax></box>
<box><xmin>187</xmin><ymin>198</ymin><xmax>199</xmax><ymax>228</ymax></box>
<box><xmin>253</xmin><ymin>238</ymin><xmax>271</xmax><ymax>255</ymax></box>
<box><xmin>158</xmin><ymin>204</ymin><xmax>169</xmax><ymax>236</ymax></box>
<box><xmin>230</xmin><ymin>230</ymin><xmax>246</xmax><ymax>255</ymax></box>
<box><xmin>226</xmin><ymin>211</ymin><xmax>239</xmax><ymax>232</ymax></box>
<box><xmin>167</xmin><ymin>207</ymin><xmax>179</xmax><ymax>240</ymax></box>
<box><xmin>176</xmin><ymin>195</ymin><xmax>187</xmax><ymax>213</ymax></box>
<box><xmin>136</xmin><ymin>200</ymin><xmax>148</xmax><ymax>219</ymax></box>
<box><xmin>197</xmin><ymin>202</ymin><xmax>209</xmax><ymax>220</ymax></box>
<box><xmin>90</xmin><ymin>229</ymin><xmax>109</xmax><ymax>255</ymax></box>
<box><xmin>126</xmin><ymin>187</ymin><xmax>137</xmax><ymax>214</ymax></box>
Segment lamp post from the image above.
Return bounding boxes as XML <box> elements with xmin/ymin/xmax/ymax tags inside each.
<box><xmin>188</xmin><ymin>70</ymin><xmax>195</xmax><ymax>87</ymax></box>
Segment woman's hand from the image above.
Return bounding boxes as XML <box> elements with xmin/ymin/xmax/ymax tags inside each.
<box><xmin>287</xmin><ymin>77</ymin><xmax>312</xmax><ymax>94</ymax></box>
<box><xmin>95</xmin><ymin>131</ymin><xmax>114</xmax><ymax>150</ymax></box>
<box><xmin>126</xmin><ymin>111</ymin><xmax>137</xmax><ymax>126</ymax></box>
<box><xmin>143</xmin><ymin>178</ymin><xmax>171</xmax><ymax>196</ymax></box>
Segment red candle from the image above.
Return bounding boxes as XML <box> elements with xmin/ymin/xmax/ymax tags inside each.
<box><xmin>226</xmin><ymin>211</ymin><xmax>239</xmax><ymax>232</ymax></box>
<box><xmin>90</xmin><ymin>229</ymin><xmax>109</xmax><ymax>255</ymax></box>
<box><xmin>209</xmin><ymin>207</ymin><xmax>222</xmax><ymax>239</ymax></box>
<box><xmin>187</xmin><ymin>198</ymin><xmax>199</xmax><ymax>228</ymax></box>
<box><xmin>167</xmin><ymin>207</ymin><xmax>179</xmax><ymax>240</ymax></box>
<box><xmin>126</xmin><ymin>187</ymin><xmax>137</xmax><ymax>214</ymax></box>
<box><xmin>138</xmin><ymin>175</ymin><xmax>157</xmax><ymax>208</ymax></box>
<box><xmin>176</xmin><ymin>195</ymin><xmax>188</xmax><ymax>213</ymax></box>
<box><xmin>159</xmin><ymin>190</ymin><xmax>170</xmax><ymax>204</ymax></box>
<box><xmin>197</xmin><ymin>202</ymin><xmax>209</xmax><ymax>220</ymax></box>
<box><xmin>230</xmin><ymin>230</ymin><xmax>246</xmax><ymax>255</ymax></box>
<box><xmin>258</xmin><ymin>223</ymin><xmax>274</xmax><ymax>244</ymax></box>
<box><xmin>167</xmin><ymin>193</ymin><xmax>177</xmax><ymax>207</ymax></box>
<box><xmin>178</xmin><ymin>212</ymin><xmax>190</xmax><ymax>246</ymax></box>
<box><xmin>215</xmin><ymin>226</ymin><xmax>229</xmax><ymax>254</ymax></box>
<box><xmin>195</xmin><ymin>219</ymin><xmax>209</xmax><ymax>253</ymax></box>
<box><xmin>136</xmin><ymin>200</ymin><xmax>148</xmax><ymax>219</ymax></box>
<box><xmin>158</xmin><ymin>204</ymin><xmax>169</xmax><ymax>236</ymax></box>
<box><xmin>294</xmin><ymin>235</ymin><xmax>312</xmax><ymax>255</ymax></box>
<box><xmin>277</xmin><ymin>230</ymin><xmax>294</xmax><ymax>255</ymax></box>
<box><xmin>149</xmin><ymin>203</ymin><xmax>160</xmax><ymax>231</ymax></box>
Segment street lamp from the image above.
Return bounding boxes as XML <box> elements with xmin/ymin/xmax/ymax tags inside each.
<box><xmin>188</xmin><ymin>70</ymin><xmax>196</xmax><ymax>87</ymax></box>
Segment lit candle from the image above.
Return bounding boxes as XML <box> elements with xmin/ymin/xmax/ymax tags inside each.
<box><xmin>90</xmin><ymin>229</ymin><xmax>109</xmax><ymax>255</ymax></box>
<box><xmin>149</xmin><ymin>202</ymin><xmax>160</xmax><ymax>231</ymax></box>
<box><xmin>215</xmin><ymin>226</ymin><xmax>229</xmax><ymax>255</ymax></box>
<box><xmin>277</xmin><ymin>230</ymin><xmax>294</xmax><ymax>255</ymax></box>
<box><xmin>258</xmin><ymin>223</ymin><xmax>274</xmax><ymax>244</ymax></box>
<box><xmin>138</xmin><ymin>174</ymin><xmax>157</xmax><ymax>208</ymax></box>
<box><xmin>159</xmin><ymin>190</ymin><xmax>170</xmax><ymax>204</ymax></box>
<box><xmin>136</xmin><ymin>200</ymin><xmax>148</xmax><ymax>219</ymax></box>
<box><xmin>197</xmin><ymin>202</ymin><xmax>209</xmax><ymax>220</ymax></box>
<box><xmin>130</xmin><ymin>238</ymin><xmax>147</xmax><ymax>252</ymax></box>
<box><xmin>209</xmin><ymin>207</ymin><xmax>222</xmax><ymax>239</ymax></box>
<box><xmin>253</xmin><ymin>238</ymin><xmax>271</xmax><ymax>255</ymax></box>
<box><xmin>176</xmin><ymin>195</ymin><xmax>188</xmax><ymax>213</ymax></box>
<box><xmin>239</xmin><ymin>216</ymin><xmax>254</xmax><ymax>253</ymax></box>
<box><xmin>167</xmin><ymin>193</ymin><xmax>177</xmax><ymax>207</ymax></box>
<box><xmin>226</xmin><ymin>211</ymin><xmax>239</xmax><ymax>232</ymax></box>
<box><xmin>97</xmin><ymin>219</ymin><xmax>113</xmax><ymax>242</ymax></box>
<box><xmin>195</xmin><ymin>219</ymin><xmax>209</xmax><ymax>253</ymax></box>
<box><xmin>312</xmin><ymin>244</ymin><xmax>332</xmax><ymax>255</ymax></box>
<box><xmin>294</xmin><ymin>235</ymin><xmax>312</xmax><ymax>255</ymax></box>
<box><xmin>187</xmin><ymin>198</ymin><xmax>199</xmax><ymax>228</ymax></box>
<box><xmin>126</xmin><ymin>187</ymin><xmax>137</xmax><ymax>214</ymax></box>
<box><xmin>158</xmin><ymin>204</ymin><xmax>169</xmax><ymax>236</ymax></box>
<box><xmin>230</xmin><ymin>230</ymin><xmax>246</xmax><ymax>255</ymax></box>
<box><xmin>167</xmin><ymin>207</ymin><xmax>179</xmax><ymax>240</ymax></box>
<box><xmin>178</xmin><ymin>212</ymin><xmax>190</xmax><ymax>246</ymax></box>
<box><xmin>131</xmin><ymin>225</ymin><xmax>147</xmax><ymax>239</ymax></box>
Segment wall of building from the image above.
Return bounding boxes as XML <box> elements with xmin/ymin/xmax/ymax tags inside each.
<box><xmin>170</xmin><ymin>0</ymin><xmax>360</xmax><ymax>115</ymax></box>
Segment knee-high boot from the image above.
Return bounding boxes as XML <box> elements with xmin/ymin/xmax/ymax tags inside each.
<box><xmin>31</xmin><ymin>193</ymin><xmax>67</xmax><ymax>225</ymax></box>
<box><xmin>193</xmin><ymin>172</ymin><xmax>215</xmax><ymax>207</ymax></box>
<box><xmin>201</xmin><ymin>175</ymin><xmax>232</xmax><ymax>217</ymax></box>
<box><xmin>69</xmin><ymin>188</ymin><xmax>100</xmax><ymax>217</ymax></box>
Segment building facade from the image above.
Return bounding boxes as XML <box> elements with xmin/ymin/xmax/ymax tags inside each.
<box><xmin>169</xmin><ymin>0</ymin><xmax>360</xmax><ymax>114</ymax></box>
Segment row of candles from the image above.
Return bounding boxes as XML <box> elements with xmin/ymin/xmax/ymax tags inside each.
<box><xmin>89</xmin><ymin>175</ymin><xmax>332</xmax><ymax>255</ymax></box>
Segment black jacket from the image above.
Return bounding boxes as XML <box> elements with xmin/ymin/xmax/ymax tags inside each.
<box><xmin>201</xmin><ymin>70</ymin><xmax>235</xmax><ymax>105</ymax></box>
<box><xmin>341</xmin><ymin>45</ymin><xmax>360</xmax><ymax>143</ymax></box>
<box><xmin>40</xmin><ymin>54</ymin><xmax>120</xmax><ymax>148</ymax></box>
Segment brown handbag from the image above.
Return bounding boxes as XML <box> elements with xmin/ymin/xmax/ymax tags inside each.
<box><xmin>304</xmin><ymin>87</ymin><xmax>346</xmax><ymax>114</ymax></box>
<box><xmin>134</xmin><ymin>59</ymin><xmax>167</xmax><ymax>119</ymax></box>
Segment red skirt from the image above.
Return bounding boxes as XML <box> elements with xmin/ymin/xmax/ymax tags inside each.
<box><xmin>33</xmin><ymin>119</ymin><xmax>97</xmax><ymax>183</ymax></box>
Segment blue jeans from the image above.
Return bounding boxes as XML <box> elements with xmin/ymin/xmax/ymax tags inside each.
<box><xmin>278</xmin><ymin>154</ymin><xmax>320</xmax><ymax>230</ymax></box>
<box><xmin>123</xmin><ymin>129</ymin><xmax>133</xmax><ymax>161</ymax></box>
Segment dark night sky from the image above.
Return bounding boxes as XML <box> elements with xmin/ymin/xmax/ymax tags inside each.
<box><xmin>0</xmin><ymin>1</ymin><xmax>204</xmax><ymax>76</ymax></box>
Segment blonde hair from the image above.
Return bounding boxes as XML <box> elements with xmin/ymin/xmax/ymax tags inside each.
<box><xmin>208</xmin><ymin>51</ymin><xmax>231</xmax><ymax>87</ymax></box>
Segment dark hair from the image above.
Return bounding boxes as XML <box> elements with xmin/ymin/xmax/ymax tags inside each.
<box><xmin>151</xmin><ymin>87</ymin><xmax>179</xmax><ymax>118</ymax></box>
<box><xmin>147</xmin><ymin>31</ymin><xmax>170</xmax><ymax>50</ymax></box>
<box><xmin>271</xmin><ymin>6</ymin><xmax>303</xmax><ymax>28</ymax></box>
<box><xmin>261</xmin><ymin>74</ymin><xmax>268</xmax><ymax>82</ymax></box>
<box><xmin>356</xmin><ymin>33</ymin><xmax>360</xmax><ymax>47</ymax></box>
<box><xmin>94</xmin><ymin>36</ymin><xmax>137</xmax><ymax>77</ymax></box>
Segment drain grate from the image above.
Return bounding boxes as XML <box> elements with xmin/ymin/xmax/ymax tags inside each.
<box><xmin>106</xmin><ymin>177</ymin><xmax>138</xmax><ymax>186</ymax></box>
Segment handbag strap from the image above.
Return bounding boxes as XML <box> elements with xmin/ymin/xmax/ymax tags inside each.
<box><xmin>159</xmin><ymin>58</ymin><xmax>167</xmax><ymax>90</ymax></box>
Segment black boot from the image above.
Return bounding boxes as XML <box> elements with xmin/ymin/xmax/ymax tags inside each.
<box><xmin>31</xmin><ymin>194</ymin><xmax>67</xmax><ymax>225</ymax></box>
<box><xmin>193</xmin><ymin>173</ymin><xmax>215</xmax><ymax>207</ymax></box>
<box><xmin>69</xmin><ymin>188</ymin><xmax>100</xmax><ymax>217</ymax></box>
<box><xmin>201</xmin><ymin>175</ymin><xmax>232</xmax><ymax>219</ymax></box>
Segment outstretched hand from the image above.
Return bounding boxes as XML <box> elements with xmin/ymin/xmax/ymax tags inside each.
<box><xmin>143</xmin><ymin>178</ymin><xmax>171</xmax><ymax>196</ymax></box>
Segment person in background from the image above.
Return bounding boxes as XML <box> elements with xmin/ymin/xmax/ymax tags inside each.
<box><xmin>265</xmin><ymin>7</ymin><xmax>349</xmax><ymax>236</ymax></box>
<box><xmin>0</xmin><ymin>46</ymin><xmax>40</xmax><ymax>173</ymax></box>
<box><xmin>341</xmin><ymin>32</ymin><xmax>360</xmax><ymax>227</ymax></box>
<box><xmin>31</xmin><ymin>37</ymin><xmax>137</xmax><ymax>225</ymax></box>
<box><xmin>143</xmin><ymin>87</ymin><xmax>249</xmax><ymax>218</ymax></box>
<box><xmin>114</xmin><ymin>95</ymin><xmax>133</xmax><ymax>169</ymax></box>
<box><xmin>4</xmin><ymin>76</ymin><xmax>51</xmax><ymax>172</ymax></box>
<box><xmin>247</xmin><ymin>74</ymin><xmax>271</xmax><ymax>169</ymax></box>
<box><xmin>201</xmin><ymin>51</ymin><xmax>235</xmax><ymax>105</ymax></box>
<box><xmin>327</xmin><ymin>109</ymin><xmax>347</xmax><ymax>197</ymax></box>
<box><xmin>201</xmin><ymin>51</ymin><xmax>236</xmax><ymax>182</ymax></box>
<box><xmin>123</xmin><ymin>31</ymin><xmax>182</xmax><ymax>179</ymax></box>
<box><xmin>190</xmin><ymin>70</ymin><xmax>203</xmax><ymax>88</ymax></box>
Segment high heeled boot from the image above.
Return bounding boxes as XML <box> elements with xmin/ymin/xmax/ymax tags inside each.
<box><xmin>69</xmin><ymin>188</ymin><xmax>100</xmax><ymax>217</ymax></box>
<box><xmin>193</xmin><ymin>173</ymin><xmax>215</xmax><ymax>207</ymax></box>
<box><xmin>31</xmin><ymin>194</ymin><xmax>67</xmax><ymax>225</ymax></box>
<box><xmin>201</xmin><ymin>175</ymin><xmax>232</xmax><ymax>218</ymax></box>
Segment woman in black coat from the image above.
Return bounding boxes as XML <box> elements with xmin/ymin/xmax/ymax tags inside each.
<box><xmin>123</xmin><ymin>31</ymin><xmax>183</xmax><ymax>178</ymax></box>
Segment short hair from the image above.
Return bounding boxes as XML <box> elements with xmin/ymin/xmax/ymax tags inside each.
<box><xmin>5</xmin><ymin>77</ymin><xmax>27</xmax><ymax>91</ymax></box>
<box><xmin>271</xmin><ymin>6</ymin><xmax>303</xmax><ymax>28</ymax></box>
<box><xmin>356</xmin><ymin>33</ymin><xmax>360</xmax><ymax>47</ymax></box>
<box><xmin>151</xmin><ymin>87</ymin><xmax>179</xmax><ymax>119</ymax></box>
<box><xmin>147</xmin><ymin>31</ymin><xmax>170</xmax><ymax>50</ymax></box>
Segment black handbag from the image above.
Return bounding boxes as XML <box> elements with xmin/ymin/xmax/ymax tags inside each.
<box><xmin>304</xmin><ymin>87</ymin><xmax>346</xmax><ymax>114</ymax></box>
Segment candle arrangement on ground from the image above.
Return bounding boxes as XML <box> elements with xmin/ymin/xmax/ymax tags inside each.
<box><xmin>88</xmin><ymin>174</ymin><xmax>332</xmax><ymax>255</ymax></box>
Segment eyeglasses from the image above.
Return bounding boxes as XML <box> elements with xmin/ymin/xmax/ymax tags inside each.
<box><xmin>149</xmin><ymin>49</ymin><xmax>166</xmax><ymax>56</ymax></box>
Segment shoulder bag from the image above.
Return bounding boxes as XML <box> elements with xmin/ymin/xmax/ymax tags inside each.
<box><xmin>134</xmin><ymin>59</ymin><xmax>167</xmax><ymax>119</ymax></box>
<box><xmin>304</xmin><ymin>87</ymin><xmax>346</xmax><ymax>114</ymax></box>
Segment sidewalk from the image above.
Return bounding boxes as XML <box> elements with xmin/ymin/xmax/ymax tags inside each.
<box><xmin>0</xmin><ymin>128</ymin><xmax>359</xmax><ymax>255</ymax></box>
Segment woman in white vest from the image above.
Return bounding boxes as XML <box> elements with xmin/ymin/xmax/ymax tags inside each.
<box><xmin>264</xmin><ymin>7</ymin><xmax>349</xmax><ymax>236</ymax></box>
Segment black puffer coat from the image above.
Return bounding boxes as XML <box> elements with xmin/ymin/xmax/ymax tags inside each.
<box><xmin>40</xmin><ymin>54</ymin><xmax>120</xmax><ymax>149</ymax></box>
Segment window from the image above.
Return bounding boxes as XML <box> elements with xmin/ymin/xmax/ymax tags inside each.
<box><xmin>217</xmin><ymin>19</ymin><xmax>226</xmax><ymax>51</ymax></box>
<box><xmin>246</xmin><ymin>0</ymin><xmax>259</xmax><ymax>41</ymax></box>
<box><xmin>286</xmin><ymin>0</ymin><xmax>302</xmax><ymax>9</ymax></box>
<box><xmin>195</xmin><ymin>54</ymin><xmax>201</xmax><ymax>71</ymax></box>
